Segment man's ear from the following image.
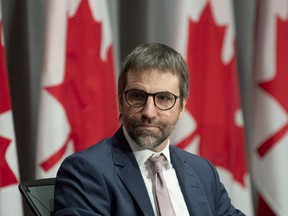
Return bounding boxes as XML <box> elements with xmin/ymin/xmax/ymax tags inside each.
<box><xmin>118</xmin><ymin>95</ymin><xmax>123</xmax><ymax>114</ymax></box>
<box><xmin>117</xmin><ymin>96</ymin><xmax>124</xmax><ymax>123</ymax></box>
<box><xmin>179</xmin><ymin>99</ymin><xmax>187</xmax><ymax>119</ymax></box>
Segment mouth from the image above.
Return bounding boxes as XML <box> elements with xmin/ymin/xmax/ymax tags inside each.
<box><xmin>137</xmin><ymin>124</ymin><xmax>160</xmax><ymax>131</ymax></box>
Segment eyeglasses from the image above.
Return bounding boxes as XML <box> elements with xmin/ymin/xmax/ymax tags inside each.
<box><xmin>124</xmin><ymin>89</ymin><xmax>179</xmax><ymax>111</ymax></box>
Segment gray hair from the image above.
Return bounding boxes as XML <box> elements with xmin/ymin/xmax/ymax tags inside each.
<box><xmin>118</xmin><ymin>43</ymin><xmax>190</xmax><ymax>106</ymax></box>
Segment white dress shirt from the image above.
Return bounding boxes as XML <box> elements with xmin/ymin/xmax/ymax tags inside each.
<box><xmin>123</xmin><ymin>127</ymin><xmax>189</xmax><ymax>216</ymax></box>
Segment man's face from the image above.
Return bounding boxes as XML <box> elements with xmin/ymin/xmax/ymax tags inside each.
<box><xmin>119</xmin><ymin>69</ymin><xmax>187</xmax><ymax>152</ymax></box>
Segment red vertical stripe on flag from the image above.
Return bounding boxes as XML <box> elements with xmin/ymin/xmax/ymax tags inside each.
<box><xmin>0</xmin><ymin>16</ymin><xmax>23</xmax><ymax>216</ymax></box>
<box><xmin>0</xmin><ymin>23</ymin><xmax>10</xmax><ymax>114</ymax></box>
<box><xmin>257</xmin><ymin>196</ymin><xmax>275</xmax><ymax>216</ymax></box>
<box><xmin>253</xmin><ymin>0</ymin><xmax>288</xmax><ymax>215</ymax></box>
<box><xmin>0</xmin><ymin>21</ymin><xmax>18</xmax><ymax>186</ymax></box>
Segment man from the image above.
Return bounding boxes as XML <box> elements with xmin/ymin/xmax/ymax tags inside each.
<box><xmin>53</xmin><ymin>43</ymin><xmax>244</xmax><ymax>215</ymax></box>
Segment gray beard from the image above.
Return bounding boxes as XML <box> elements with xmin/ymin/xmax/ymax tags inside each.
<box><xmin>122</xmin><ymin>115</ymin><xmax>174</xmax><ymax>150</ymax></box>
<box><xmin>128</xmin><ymin>128</ymin><xmax>166</xmax><ymax>149</ymax></box>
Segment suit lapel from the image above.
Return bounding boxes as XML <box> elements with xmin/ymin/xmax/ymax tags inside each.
<box><xmin>170</xmin><ymin>147</ymin><xmax>213</xmax><ymax>216</ymax></box>
<box><xmin>112</xmin><ymin>128</ymin><xmax>154</xmax><ymax>216</ymax></box>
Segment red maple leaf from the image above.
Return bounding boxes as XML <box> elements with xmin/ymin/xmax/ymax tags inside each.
<box><xmin>0</xmin><ymin>23</ymin><xmax>10</xmax><ymax>114</ymax></box>
<box><xmin>0</xmin><ymin>137</ymin><xmax>18</xmax><ymax>187</ymax></box>
<box><xmin>257</xmin><ymin>17</ymin><xmax>288</xmax><ymax>157</ymax></box>
<box><xmin>176</xmin><ymin>3</ymin><xmax>247</xmax><ymax>186</ymax></box>
<box><xmin>0</xmin><ymin>22</ymin><xmax>18</xmax><ymax>187</ymax></box>
<box><xmin>41</xmin><ymin>0</ymin><xmax>119</xmax><ymax>171</ymax></box>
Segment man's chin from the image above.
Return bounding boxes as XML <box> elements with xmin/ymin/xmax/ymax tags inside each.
<box><xmin>134</xmin><ymin>134</ymin><xmax>162</xmax><ymax>148</ymax></box>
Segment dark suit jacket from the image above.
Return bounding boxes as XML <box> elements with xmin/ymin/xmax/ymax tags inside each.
<box><xmin>53</xmin><ymin>127</ymin><xmax>245</xmax><ymax>216</ymax></box>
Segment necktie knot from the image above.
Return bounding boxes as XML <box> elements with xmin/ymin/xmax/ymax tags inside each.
<box><xmin>149</xmin><ymin>154</ymin><xmax>164</xmax><ymax>174</ymax></box>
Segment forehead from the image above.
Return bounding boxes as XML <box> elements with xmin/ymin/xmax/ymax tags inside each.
<box><xmin>126</xmin><ymin>69</ymin><xmax>180</xmax><ymax>93</ymax></box>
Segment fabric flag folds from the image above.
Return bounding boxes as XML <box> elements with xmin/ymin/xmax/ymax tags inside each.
<box><xmin>253</xmin><ymin>0</ymin><xmax>288</xmax><ymax>215</ymax></box>
<box><xmin>36</xmin><ymin>0</ymin><xmax>118</xmax><ymax>178</ymax></box>
<box><xmin>171</xmin><ymin>0</ymin><xmax>253</xmax><ymax>215</ymax></box>
<box><xmin>0</xmin><ymin>3</ymin><xmax>23</xmax><ymax>215</ymax></box>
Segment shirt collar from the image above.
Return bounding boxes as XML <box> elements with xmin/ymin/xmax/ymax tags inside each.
<box><xmin>123</xmin><ymin>126</ymin><xmax>171</xmax><ymax>168</ymax></box>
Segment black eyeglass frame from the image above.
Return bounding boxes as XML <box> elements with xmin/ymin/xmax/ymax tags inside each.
<box><xmin>123</xmin><ymin>89</ymin><xmax>180</xmax><ymax>111</ymax></box>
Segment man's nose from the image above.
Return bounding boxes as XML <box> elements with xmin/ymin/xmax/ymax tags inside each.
<box><xmin>141</xmin><ymin>96</ymin><xmax>157</xmax><ymax>118</ymax></box>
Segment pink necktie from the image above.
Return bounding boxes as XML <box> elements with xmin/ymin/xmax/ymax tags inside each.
<box><xmin>149</xmin><ymin>154</ymin><xmax>176</xmax><ymax>216</ymax></box>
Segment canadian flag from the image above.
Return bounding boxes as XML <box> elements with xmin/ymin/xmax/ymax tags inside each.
<box><xmin>252</xmin><ymin>0</ymin><xmax>288</xmax><ymax>215</ymax></box>
<box><xmin>36</xmin><ymin>0</ymin><xmax>118</xmax><ymax>178</ymax></box>
<box><xmin>0</xmin><ymin>4</ymin><xmax>23</xmax><ymax>216</ymax></box>
<box><xmin>171</xmin><ymin>0</ymin><xmax>254</xmax><ymax>215</ymax></box>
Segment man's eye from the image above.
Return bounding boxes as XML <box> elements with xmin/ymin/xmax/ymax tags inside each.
<box><xmin>131</xmin><ymin>92</ymin><xmax>146</xmax><ymax>100</ymax></box>
<box><xmin>157</xmin><ymin>93</ymin><xmax>173</xmax><ymax>101</ymax></box>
